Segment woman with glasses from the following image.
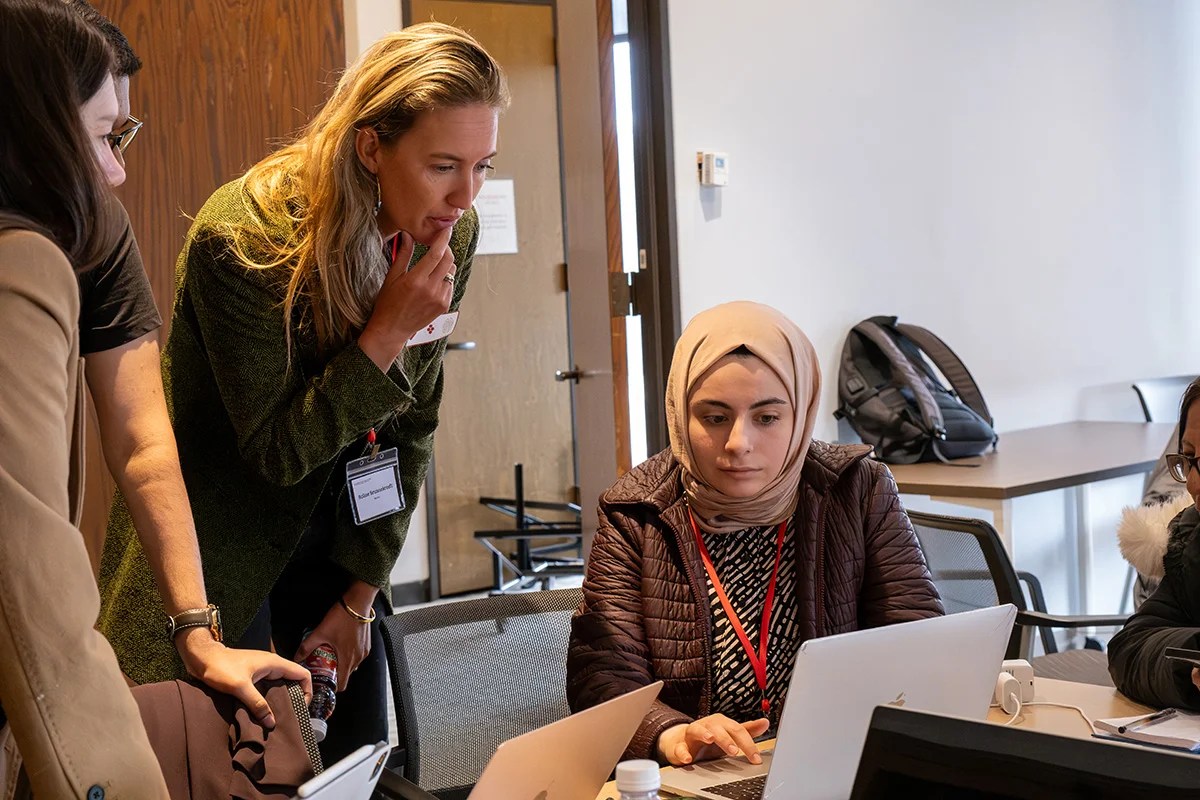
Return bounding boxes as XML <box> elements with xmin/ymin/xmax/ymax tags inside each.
<box><xmin>66</xmin><ymin>0</ymin><xmax>314</xmax><ymax>733</ymax></box>
<box><xmin>1109</xmin><ymin>377</ymin><xmax>1200</xmax><ymax>709</ymax></box>
<box><xmin>98</xmin><ymin>22</ymin><xmax>507</xmax><ymax>762</ymax></box>
<box><xmin>0</xmin><ymin>1</ymin><xmax>170</xmax><ymax>795</ymax></box>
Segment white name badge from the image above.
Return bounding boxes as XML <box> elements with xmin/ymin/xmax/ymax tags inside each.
<box><xmin>406</xmin><ymin>311</ymin><xmax>459</xmax><ymax>347</ymax></box>
<box><xmin>346</xmin><ymin>447</ymin><xmax>405</xmax><ymax>526</ymax></box>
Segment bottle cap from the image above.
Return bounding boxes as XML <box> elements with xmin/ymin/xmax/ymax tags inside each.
<box><xmin>310</xmin><ymin>717</ymin><xmax>328</xmax><ymax>742</ymax></box>
<box><xmin>614</xmin><ymin>759</ymin><xmax>660</xmax><ymax>792</ymax></box>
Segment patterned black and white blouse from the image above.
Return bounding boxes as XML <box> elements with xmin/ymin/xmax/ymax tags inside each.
<box><xmin>701</xmin><ymin>518</ymin><xmax>801</xmax><ymax>731</ymax></box>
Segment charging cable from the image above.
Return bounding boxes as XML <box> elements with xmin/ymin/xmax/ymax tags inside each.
<box><xmin>1020</xmin><ymin>701</ymin><xmax>1096</xmax><ymax>733</ymax></box>
<box><xmin>990</xmin><ymin>693</ymin><xmax>1096</xmax><ymax>731</ymax></box>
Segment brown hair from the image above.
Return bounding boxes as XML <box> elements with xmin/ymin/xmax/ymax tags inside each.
<box><xmin>64</xmin><ymin>0</ymin><xmax>143</xmax><ymax>77</ymax></box>
<box><xmin>0</xmin><ymin>0</ymin><xmax>118</xmax><ymax>271</ymax></box>
<box><xmin>224</xmin><ymin>22</ymin><xmax>508</xmax><ymax>357</ymax></box>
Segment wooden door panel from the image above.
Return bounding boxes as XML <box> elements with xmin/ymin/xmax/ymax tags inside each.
<box><xmin>84</xmin><ymin>1</ymin><xmax>345</xmax><ymax>558</ymax></box>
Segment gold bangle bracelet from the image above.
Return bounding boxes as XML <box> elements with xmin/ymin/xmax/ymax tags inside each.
<box><xmin>338</xmin><ymin>597</ymin><xmax>376</xmax><ymax>624</ymax></box>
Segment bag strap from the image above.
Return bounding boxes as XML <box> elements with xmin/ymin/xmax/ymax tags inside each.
<box><xmin>894</xmin><ymin>322</ymin><xmax>994</xmax><ymax>426</ymax></box>
<box><xmin>849</xmin><ymin>319</ymin><xmax>945</xmax><ymax>436</ymax></box>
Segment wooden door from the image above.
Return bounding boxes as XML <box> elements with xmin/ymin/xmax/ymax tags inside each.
<box><xmin>408</xmin><ymin>0</ymin><xmax>577</xmax><ymax>595</ymax></box>
<box><xmin>82</xmin><ymin>1</ymin><xmax>345</xmax><ymax>554</ymax></box>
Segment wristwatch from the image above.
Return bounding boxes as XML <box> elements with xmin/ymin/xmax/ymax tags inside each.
<box><xmin>165</xmin><ymin>604</ymin><xmax>223</xmax><ymax>643</ymax></box>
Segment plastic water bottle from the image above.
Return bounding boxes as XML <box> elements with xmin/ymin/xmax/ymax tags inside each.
<box><xmin>615</xmin><ymin>759</ymin><xmax>661</xmax><ymax>800</ymax></box>
<box><xmin>301</xmin><ymin>638</ymin><xmax>337</xmax><ymax>742</ymax></box>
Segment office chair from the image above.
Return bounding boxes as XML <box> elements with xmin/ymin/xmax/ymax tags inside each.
<box><xmin>1131</xmin><ymin>375</ymin><xmax>1196</xmax><ymax>427</ymax></box>
<box><xmin>907</xmin><ymin>510</ymin><xmax>1127</xmax><ymax>686</ymax></box>
<box><xmin>379</xmin><ymin>587</ymin><xmax>582</xmax><ymax>798</ymax></box>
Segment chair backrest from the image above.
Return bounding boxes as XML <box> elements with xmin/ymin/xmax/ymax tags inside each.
<box><xmin>905</xmin><ymin>510</ymin><xmax>1027</xmax><ymax>658</ymax></box>
<box><xmin>379</xmin><ymin>587</ymin><xmax>583</xmax><ymax>794</ymax></box>
<box><xmin>1131</xmin><ymin>375</ymin><xmax>1197</xmax><ymax>423</ymax></box>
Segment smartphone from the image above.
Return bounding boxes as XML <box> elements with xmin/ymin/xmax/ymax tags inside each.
<box><xmin>1163</xmin><ymin>647</ymin><xmax>1200</xmax><ymax>668</ymax></box>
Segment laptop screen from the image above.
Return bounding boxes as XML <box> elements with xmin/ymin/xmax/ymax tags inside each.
<box><xmin>851</xmin><ymin>705</ymin><xmax>1200</xmax><ymax>800</ymax></box>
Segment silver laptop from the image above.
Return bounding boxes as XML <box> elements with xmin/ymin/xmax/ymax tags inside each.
<box><xmin>295</xmin><ymin>741</ymin><xmax>389</xmax><ymax>799</ymax></box>
<box><xmin>466</xmin><ymin>680</ymin><xmax>662</xmax><ymax>799</ymax></box>
<box><xmin>298</xmin><ymin>681</ymin><xmax>661</xmax><ymax>799</ymax></box>
<box><xmin>661</xmin><ymin>604</ymin><xmax>1017</xmax><ymax>800</ymax></box>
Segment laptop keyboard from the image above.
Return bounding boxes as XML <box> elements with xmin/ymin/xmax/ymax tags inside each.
<box><xmin>702</xmin><ymin>775</ymin><xmax>766</xmax><ymax>799</ymax></box>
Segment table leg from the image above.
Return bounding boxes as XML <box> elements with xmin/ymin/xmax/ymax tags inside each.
<box><xmin>1068</xmin><ymin>483</ymin><xmax>1092</xmax><ymax>618</ymax></box>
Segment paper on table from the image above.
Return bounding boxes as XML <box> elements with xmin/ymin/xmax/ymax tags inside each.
<box><xmin>1094</xmin><ymin>710</ymin><xmax>1200</xmax><ymax>752</ymax></box>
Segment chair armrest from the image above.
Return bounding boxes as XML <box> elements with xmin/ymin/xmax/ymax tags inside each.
<box><xmin>375</xmin><ymin>767</ymin><xmax>440</xmax><ymax>800</ymax></box>
<box><xmin>1016</xmin><ymin>609</ymin><xmax>1128</xmax><ymax>629</ymax></box>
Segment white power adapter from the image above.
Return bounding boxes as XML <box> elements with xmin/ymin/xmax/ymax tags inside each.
<box><xmin>1000</xmin><ymin>659</ymin><xmax>1035</xmax><ymax>702</ymax></box>
<box><xmin>994</xmin><ymin>673</ymin><xmax>1021</xmax><ymax>714</ymax></box>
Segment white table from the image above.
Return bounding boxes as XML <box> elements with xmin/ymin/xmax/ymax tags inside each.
<box><xmin>888</xmin><ymin>421</ymin><xmax>1173</xmax><ymax>615</ymax></box>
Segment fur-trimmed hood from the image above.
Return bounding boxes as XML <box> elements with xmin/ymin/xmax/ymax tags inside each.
<box><xmin>1118</xmin><ymin>494</ymin><xmax>1193</xmax><ymax>578</ymax></box>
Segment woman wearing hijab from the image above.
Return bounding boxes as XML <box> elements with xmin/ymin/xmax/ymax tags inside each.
<box><xmin>566</xmin><ymin>301</ymin><xmax>942</xmax><ymax>766</ymax></box>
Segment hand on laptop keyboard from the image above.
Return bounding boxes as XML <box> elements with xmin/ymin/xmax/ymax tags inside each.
<box><xmin>657</xmin><ymin>714</ymin><xmax>770</xmax><ymax>766</ymax></box>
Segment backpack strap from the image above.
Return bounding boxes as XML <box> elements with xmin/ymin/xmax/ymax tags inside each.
<box><xmin>894</xmin><ymin>322</ymin><xmax>994</xmax><ymax>426</ymax></box>
<box><xmin>849</xmin><ymin>319</ymin><xmax>945</xmax><ymax>437</ymax></box>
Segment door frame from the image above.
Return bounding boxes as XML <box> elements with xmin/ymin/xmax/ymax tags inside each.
<box><xmin>625</xmin><ymin>0</ymin><xmax>681</xmax><ymax>457</ymax></box>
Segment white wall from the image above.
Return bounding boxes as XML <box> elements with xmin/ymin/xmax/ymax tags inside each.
<box><xmin>342</xmin><ymin>0</ymin><xmax>431</xmax><ymax>589</ymax></box>
<box><xmin>668</xmin><ymin>0</ymin><xmax>1200</xmax><ymax>615</ymax></box>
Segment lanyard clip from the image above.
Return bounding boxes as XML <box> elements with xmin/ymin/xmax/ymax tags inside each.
<box><xmin>363</xmin><ymin>427</ymin><xmax>380</xmax><ymax>458</ymax></box>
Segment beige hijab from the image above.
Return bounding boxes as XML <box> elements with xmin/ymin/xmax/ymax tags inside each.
<box><xmin>666</xmin><ymin>301</ymin><xmax>821</xmax><ymax>534</ymax></box>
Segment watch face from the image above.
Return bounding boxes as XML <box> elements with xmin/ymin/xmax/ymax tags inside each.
<box><xmin>210</xmin><ymin>606</ymin><xmax>223</xmax><ymax>643</ymax></box>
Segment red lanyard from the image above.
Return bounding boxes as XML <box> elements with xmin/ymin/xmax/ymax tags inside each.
<box><xmin>688</xmin><ymin>509</ymin><xmax>787</xmax><ymax>716</ymax></box>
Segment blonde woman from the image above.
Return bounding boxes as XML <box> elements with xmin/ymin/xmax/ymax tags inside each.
<box><xmin>99</xmin><ymin>22</ymin><xmax>508</xmax><ymax>761</ymax></box>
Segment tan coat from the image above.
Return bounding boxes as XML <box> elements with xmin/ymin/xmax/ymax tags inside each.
<box><xmin>0</xmin><ymin>231</ymin><xmax>168</xmax><ymax>799</ymax></box>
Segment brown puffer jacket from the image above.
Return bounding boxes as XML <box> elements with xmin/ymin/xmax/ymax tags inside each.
<box><xmin>567</xmin><ymin>442</ymin><xmax>943</xmax><ymax>761</ymax></box>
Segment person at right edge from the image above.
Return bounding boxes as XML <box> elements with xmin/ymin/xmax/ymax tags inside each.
<box><xmin>1109</xmin><ymin>378</ymin><xmax>1200</xmax><ymax>710</ymax></box>
<box><xmin>567</xmin><ymin>301</ymin><xmax>943</xmax><ymax>767</ymax></box>
<box><xmin>98</xmin><ymin>23</ymin><xmax>509</xmax><ymax>763</ymax></box>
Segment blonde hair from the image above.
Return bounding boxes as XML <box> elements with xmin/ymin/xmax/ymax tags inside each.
<box><xmin>223</xmin><ymin>23</ymin><xmax>508</xmax><ymax>357</ymax></box>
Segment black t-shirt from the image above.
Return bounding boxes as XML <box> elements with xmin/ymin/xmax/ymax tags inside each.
<box><xmin>77</xmin><ymin>202</ymin><xmax>162</xmax><ymax>354</ymax></box>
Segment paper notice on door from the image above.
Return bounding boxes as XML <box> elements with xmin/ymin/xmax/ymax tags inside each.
<box><xmin>474</xmin><ymin>178</ymin><xmax>518</xmax><ymax>255</ymax></box>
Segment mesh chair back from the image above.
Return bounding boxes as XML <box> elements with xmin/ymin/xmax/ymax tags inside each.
<box><xmin>380</xmin><ymin>587</ymin><xmax>582</xmax><ymax>794</ymax></box>
<box><xmin>1132</xmin><ymin>375</ymin><xmax>1197</xmax><ymax>423</ymax></box>
<box><xmin>906</xmin><ymin>511</ymin><xmax>1026</xmax><ymax>657</ymax></box>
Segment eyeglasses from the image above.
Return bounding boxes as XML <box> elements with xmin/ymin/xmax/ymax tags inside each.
<box><xmin>105</xmin><ymin>115</ymin><xmax>143</xmax><ymax>154</ymax></box>
<box><xmin>1165</xmin><ymin>452</ymin><xmax>1200</xmax><ymax>483</ymax></box>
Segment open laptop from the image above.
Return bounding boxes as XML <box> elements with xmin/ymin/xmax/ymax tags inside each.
<box><xmin>468</xmin><ymin>680</ymin><xmax>661</xmax><ymax>798</ymax></box>
<box><xmin>295</xmin><ymin>740</ymin><xmax>390</xmax><ymax>799</ymax></box>
<box><xmin>851</xmin><ymin>704</ymin><xmax>1200</xmax><ymax>799</ymax></box>
<box><xmin>376</xmin><ymin>681</ymin><xmax>663</xmax><ymax>800</ymax></box>
<box><xmin>660</xmin><ymin>604</ymin><xmax>1017</xmax><ymax>800</ymax></box>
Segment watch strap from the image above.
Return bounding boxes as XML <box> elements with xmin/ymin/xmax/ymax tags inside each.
<box><xmin>166</xmin><ymin>604</ymin><xmax>223</xmax><ymax>643</ymax></box>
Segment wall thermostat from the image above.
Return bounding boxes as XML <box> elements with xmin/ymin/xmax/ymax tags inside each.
<box><xmin>697</xmin><ymin>151</ymin><xmax>728</xmax><ymax>186</ymax></box>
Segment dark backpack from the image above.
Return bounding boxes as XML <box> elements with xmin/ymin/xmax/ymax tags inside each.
<box><xmin>835</xmin><ymin>316</ymin><xmax>998</xmax><ymax>464</ymax></box>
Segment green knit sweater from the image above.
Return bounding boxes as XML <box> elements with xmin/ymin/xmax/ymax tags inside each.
<box><xmin>97</xmin><ymin>179</ymin><xmax>478</xmax><ymax>683</ymax></box>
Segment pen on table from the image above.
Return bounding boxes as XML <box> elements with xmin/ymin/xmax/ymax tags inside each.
<box><xmin>1118</xmin><ymin>708</ymin><xmax>1178</xmax><ymax>734</ymax></box>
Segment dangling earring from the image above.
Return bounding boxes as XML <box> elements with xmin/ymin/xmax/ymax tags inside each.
<box><xmin>373</xmin><ymin>176</ymin><xmax>382</xmax><ymax>217</ymax></box>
